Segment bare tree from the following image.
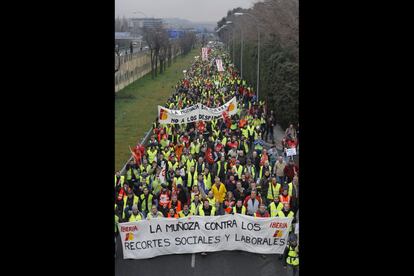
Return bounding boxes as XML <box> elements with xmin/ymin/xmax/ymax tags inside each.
<box><xmin>143</xmin><ymin>26</ymin><xmax>170</xmax><ymax>78</ymax></box>
<box><xmin>178</xmin><ymin>31</ymin><xmax>196</xmax><ymax>55</ymax></box>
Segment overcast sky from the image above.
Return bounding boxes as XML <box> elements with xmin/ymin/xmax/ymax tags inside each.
<box><xmin>115</xmin><ymin>0</ymin><xmax>259</xmax><ymax>22</ymax></box>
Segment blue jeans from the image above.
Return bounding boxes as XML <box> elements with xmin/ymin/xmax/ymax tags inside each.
<box><xmin>277</xmin><ymin>176</ymin><xmax>285</xmax><ymax>184</ymax></box>
<box><xmin>215</xmin><ymin>203</ymin><xmax>224</xmax><ymax>216</ymax></box>
<box><xmin>287</xmin><ymin>265</ymin><xmax>299</xmax><ymax>276</ymax></box>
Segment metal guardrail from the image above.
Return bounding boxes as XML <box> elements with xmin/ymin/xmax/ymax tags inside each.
<box><xmin>119</xmin><ymin>126</ymin><xmax>153</xmax><ymax>175</ymax></box>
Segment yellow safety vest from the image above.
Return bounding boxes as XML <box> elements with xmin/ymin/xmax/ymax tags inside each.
<box><xmin>190</xmin><ymin>143</ymin><xmax>196</xmax><ymax>155</ymax></box>
<box><xmin>204</xmin><ymin>173</ymin><xmax>212</xmax><ymax>191</ymax></box>
<box><xmin>147</xmin><ymin>149</ymin><xmax>157</xmax><ymax>164</ymax></box>
<box><xmin>277</xmin><ymin>210</ymin><xmax>294</xmax><ymax>218</ymax></box>
<box><xmin>269</xmin><ymin>201</ymin><xmax>284</xmax><ymax>217</ymax></box>
<box><xmin>126</xmin><ymin>168</ymin><xmax>139</xmax><ymax>181</ymax></box>
<box><xmin>139</xmin><ymin>194</ymin><xmax>153</xmax><ymax>212</ymax></box>
<box><xmin>232</xmin><ymin>205</ymin><xmax>246</xmax><ymax>215</ymax></box>
<box><xmin>186</xmin><ymin>159</ymin><xmax>195</xmax><ymax>172</ymax></box>
<box><xmin>129</xmin><ymin>213</ymin><xmax>143</xmax><ymax>222</ymax></box>
<box><xmin>247</xmin><ymin>125</ymin><xmax>255</xmax><ymax>136</ymax></box>
<box><xmin>286</xmin><ymin>245</ymin><xmax>299</xmax><ymax>266</ymax></box>
<box><xmin>267</xmin><ymin>183</ymin><xmax>281</xmax><ymax>200</ymax></box>
<box><xmin>222</xmin><ymin>136</ymin><xmax>227</xmax><ymax>146</ymax></box>
<box><xmin>178</xmin><ymin>210</ymin><xmax>192</xmax><ymax>218</ymax></box>
<box><xmin>140</xmin><ymin>164</ymin><xmax>151</xmax><ymax>173</ymax></box>
<box><xmin>168</xmin><ymin>161</ymin><xmax>179</xmax><ymax>171</ymax></box>
<box><xmin>259</xmin><ymin>165</ymin><xmax>272</xmax><ymax>179</ymax></box>
<box><xmin>217</xmin><ymin>161</ymin><xmax>227</xmax><ymax>177</ymax></box>
<box><xmin>195</xmin><ymin>143</ymin><xmax>201</xmax><ymax>154</ymax></box>
<box><xmin>243</xmin><ymin>166</ymin><xmax>256</xmax><ymax>178</ymax></box>
<box><xmin>199</xmin><ymin>206</ymin><xmax>216</xmax><ymax>216</ymax></box>
<box><xmin>190</xmin><ymin>201</ymin><xmax>202</xmax><ymax>215</ymax></box>
<box><xmin>187</xmin><ymin>171</ymin><xmax>196</xmax><ymax>188</ymax></box>
<box><xmin>195</xmin><ymin>162</ymin><xmax>205</xmax><ymax>174</ymax></box>
<box><xmin>174</xmin><ymin>176</ymin><xmax>183</xmax><ymax>186</ymax></box>
<box><xmin>241</xmin><ymin>128</ymin><xmax>249</xmax><ymax>139</ymax></box>
<box><xmin>235</xmin><ymin>165</ymin><xmax>243</xmax><ymax>179</ymax></box>
<box><xmin>115</xmin><ymin>175</ymin><xmax>125</xmax><ymax>187</ymax></box>
<box><xmin>286</xmin><ymin>182</ymin><xmax>294</xmax><ymax>197</ymax></box>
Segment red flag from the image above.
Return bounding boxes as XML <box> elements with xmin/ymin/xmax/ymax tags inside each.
<box><xmin>129</xmin><ymin>146</ymin><xmax>141</xmax><ymax>166</ymax></box>
<box><xmin>222</xmin><ymin>111</ymin><xmax>231</xmax><ymax>128</ymax></box>
<box><xmin>205</xmin><ymin>148</ymin><xmax>214</xmax><ymax>164</ymax></box>
<box><xmin>260</xmin><ymin>152</ymin><xmax>269</xmax><ymax>167</ymax></box>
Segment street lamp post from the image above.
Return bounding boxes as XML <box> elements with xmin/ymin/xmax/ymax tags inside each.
<box><xmin>234</xmin><ymin>12</ymin><xmax>260</xmax><ymax>100</ymax></box>
<box><xmin>225</xmin><ymin>21</ymin><xmax>235</xmax><ymax>66</ymax></box>
<box><xmin>240</xmin><ymin>28</ymin><xmax>243</xmax><ymax>79</ymax></box>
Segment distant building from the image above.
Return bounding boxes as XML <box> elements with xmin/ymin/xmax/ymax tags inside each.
<box><xmin>115</xmin><ymin>32</ymin><xmax>142</xmax><ymax>51</ymax></box>
<box><xmin>130</xmin><ymin>18</ymin><xmax>163</xmax><ymax>32</ymax></box>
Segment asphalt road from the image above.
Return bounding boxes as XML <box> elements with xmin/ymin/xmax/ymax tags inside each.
<box><xmin>115</xmin><ymin>124</ymin><xmax>299</xmax><ymax>276</ymax></box>
<box><xmin>115</xmin><ymin>235</ymin><xmax>294</xmax><ymax>276</ymax></box>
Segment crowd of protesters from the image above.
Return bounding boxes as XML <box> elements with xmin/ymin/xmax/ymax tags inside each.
<box><xmin>115</xmin><ymin>44</ymin><xmax>299</xmax><ymax>273</ymax></box>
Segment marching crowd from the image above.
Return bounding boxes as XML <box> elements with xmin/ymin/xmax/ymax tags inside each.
<box><xmin>115</xmin><ymin>45</ymin><xmax>299</xmax><ymax>274</ymax></box>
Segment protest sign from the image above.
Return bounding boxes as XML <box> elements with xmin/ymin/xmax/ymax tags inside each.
<box><xmin>158</xmin><ymin>97</ymin><xmax>238</xmax><ymax>124</ymax></box>
<box><xmin>286</xmin><ymin>148</ymin><xmax>297</xmax><ymax>157</ymax></box>
<box><xmin>119</xmin><ymin>214</ymin><xmax>292</xmax><ymax>259</ymax></box>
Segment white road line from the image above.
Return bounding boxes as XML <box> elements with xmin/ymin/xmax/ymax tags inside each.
<box><xmin>191</xmin><ymin>253</ymin><xmax>195</xmax><ymax>268</ymax></box>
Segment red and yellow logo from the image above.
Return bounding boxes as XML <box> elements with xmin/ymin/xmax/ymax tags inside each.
<box><xmin>273</xmin><ymin>230</ymin><xmax>283</xmax><ymax>238</ymax></box>
<box><xmin>160</xmin><ymin>109</ymin><xmax>168</xmax><ymax>120</ymax></box>
<box><xmin>125</xmin><ymin>232</ymin><xmax>134</xmax><ymax>241</ymax></box>
<box><xmin>227</xmin><ymin>102</ymin><xmax>235</xmax><ymax>112</ymax></box>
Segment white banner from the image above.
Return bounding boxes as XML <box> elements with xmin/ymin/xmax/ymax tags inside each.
<box><xmin>200</xmin><ymin>96</ymin><xmax>238</xmax><ymax>119</ymax></box>
<box><xmin>158</xmin><ymin>97</ymin><xmax>237</xmax><ymax>124</ymax></box>
<box><xmin>119</xmin><ymin>214</ymin><xmax>292</xmax><ymax>259</ymax></box>
<box><xmin>202</xmin><ymin>47</ymin><xmax>209</xmax><ymax>61</ymax></box>
<box><xmin>286</xmin><ymin>148</ymin><xmax>297</xmax><ymax>157</ymax></box>
<box><xmin>216</xmin><ymin>58</ymin><xmax>224</xmax><ymax>71</ymax></box>
<box><xmin>158</xmin><ymin>104</ymin><xmax>200</xmax><ymax>124</ymax></box>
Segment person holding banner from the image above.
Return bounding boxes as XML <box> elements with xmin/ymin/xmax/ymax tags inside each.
<box><xmin>199</xmin><ymin>199</ymin><xmax>216</xmax><ymax>216</ymax></box>
<box><xmin>168</xmin><ymin>194</ymin><xmax>182</xmax><ymax>214</ymax></box>
<box><xmin>278</xmin><ymin>204</ymin><xmax>296</xmax><ymax>233</ymax></box>
<box><xmin>245</xmin><ymin>190</ymin><xmax>261</xmax><ymax>216</ymax></box>
<box><xmin>190</xmin><ymin>194</ymin><xmax>202</xmax><ymax>216</ymax></box>
<box><xmin>158</xmin><ymin>185</ymin><xmax>171</xmax><ymax>217</ymax></box>
<box><xmin>129</xmin><ymin>205</ymin><xmax>144</xmax><ymax>222</ymax></box>
<box><xmin>212</xmin><ymin>176</ymin><xmax>227</xmax><ymax>215</ymax></box>
<box><xmin>167</xmin><ymin>208</ymin><xmax>179</xmax><ymax>218</ymax></box>
<box><xmin>147</xmin><ymin>205</ymin><xmax>164</xmax><ymax>219</ymax></box>
<box><xmin>269</xmin><ymin>195</ymin><xmax>284</xmax><ymax>217</ymax></box>
<box><xmin>232</xmin><ymin>199</ymin><xmax>246</xmax><ymax>215</ymax></box>
<box><xmin>178</xmin><ymin>204</ymin><xmax>192</xmax><ymax>217</ymax></box>
<box><xmin>254</xmin><ymin>204</ymin><xmax>270</xmax><ymax>218</ymax></box>
<box><xmin>279</xmin><ymin>189</ymin><xmax>292</xmax><ymax>207</ymax></box>
<box><xmin>123</xmin><ymin>191</ymin><xmax>139</xmax><ymax>221</ymax></box>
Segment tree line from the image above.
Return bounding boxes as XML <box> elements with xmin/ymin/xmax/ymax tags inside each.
<box><xmin>216</xmin><ymin>0</ymin><xmax>298</xmax><ymax>129</ymax></box>
<box><xmin>143</xmin><ymin>26</ymin><xmax>197</xmax><ymax>79</ymax></box>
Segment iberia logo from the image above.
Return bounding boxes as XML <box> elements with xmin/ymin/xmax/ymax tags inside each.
<box><xmin>227</xmin><ymin>102</ymin><xmax>235</xmax><ymax>112</ymax></box>
<box><xmin>125</xmin><ymin>232</ymin><xmax>134</xmax><ymax>241</ymax></box>
<box><xmin>273</xmin><ymin>230</ymin><xmax>283</xmax><ymax>238</ymax></box>
<box><xmin>160</xmin><ymin>108</ymin><xmax>168</xmax><ymax>120</ymax></box>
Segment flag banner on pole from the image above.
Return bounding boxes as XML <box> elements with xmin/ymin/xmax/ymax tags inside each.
<box><xmin>158</xmin><ymin>97</ymin><xmax>238</xmax><ymax>124</ymax></box>
<box><xmin>215</xmin><ymin>58</ymin><xmax>224</xmax><ymax>71</ymax></box>
<box><xmin>202</xmin><ymin>47</ymin><xmax>209</xmax><ymax>61</ymax></box>
<box><xmin>118</xmin><ymin>214</ymin><xmax>293</xmax><ymax>259</ymax></box>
